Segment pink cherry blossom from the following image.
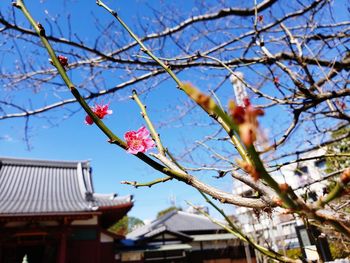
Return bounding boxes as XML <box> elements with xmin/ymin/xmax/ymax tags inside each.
<box><xmin>85</xmin><ymin>103</ymin><xmax>112</xmax><ymax>125</ymax></box>
<box><xmin>124</xmin><ymin>126</ymin><xmax>155</xmax><ymax>154</ymax></box>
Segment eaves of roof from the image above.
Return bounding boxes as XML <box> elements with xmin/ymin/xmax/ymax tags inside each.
<box><xmin>137</xmin><ymin>226</ymin><xmax>193</xmax><ymax>244</ymax></box>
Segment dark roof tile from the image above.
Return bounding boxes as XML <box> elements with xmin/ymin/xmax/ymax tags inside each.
<box><xmin>0</xmin><ymin>157</ymin><xmax>132</xmax><ymax>215</ymax></box>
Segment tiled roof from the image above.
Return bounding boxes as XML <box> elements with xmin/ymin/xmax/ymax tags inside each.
<box><xmin>143</xmin><ymin>225</ymin><xmax>193</xmax><ymax>241</ymax></box>
<box><xmin>0</xmin><ymin>157</ymin><xmax>132</xmax><ymax>215</ymax></box>
<box><xmin>127</xmin><ymin>210</ymin><xmax>222</xmax><ymax>240</ymax></box>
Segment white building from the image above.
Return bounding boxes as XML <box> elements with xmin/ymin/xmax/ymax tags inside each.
<box><xmin>233</xmin><ymin>148</ymin><xmax>329</xmax><ymax>253</ymax></box>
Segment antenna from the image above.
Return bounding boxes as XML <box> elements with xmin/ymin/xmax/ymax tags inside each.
<box><xmin>169</xmin><ymin>192</ymin><xmax>176</xmax><ymax>207</ymax></box>
<box><xmin>230</xmin><ymin>72</ymin><xmax>247</xmax><ymax>106</ymax></box>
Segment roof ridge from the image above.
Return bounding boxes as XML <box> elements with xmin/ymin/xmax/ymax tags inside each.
<box><xmin>152</xmin><ymin>209</ymin><xmax>178</xmax><ymax>226</ymax></box>
<box><xmin>177</xmin><ymin>210</ymin><xmax>210</xmax><ymax>219</ymax></box>
<box><xmin>126</xmin><ymin>213</ymin><xmax>174</xmax><ymax>239</ymax></box>
<box><xmin>0</xmin><ymin>156</ymin><xmax>90</xmax><ymax>168</ymax></box>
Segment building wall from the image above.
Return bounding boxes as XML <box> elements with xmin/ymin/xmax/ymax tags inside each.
<box><xmin>72</xmin><ymin>216</ymin><xmax>98</xmax><ymax>225</ymax></box>
<box><xmin>68</xmin><ymin>240</ymin><xmax>100</xmax><ymax>263</ymax></box>
<box><xmin>189</xmin><ymin>244</ymin><xmax>252</xmax><ymax>263</ymax></box>
<box><xmin>118</xmin><ymin>242</ymin><xmax>252</xmax><ymax>263</ymax></box>
<box><xmin>101</xmin><ymin>242</ymin><xmax>116</xmax><ymax>263</ymax></box>
<box><xmin>0</xmin><ymin>217</ymin><xmax>117</xmax><ymax>263</ymax></box>
<box><xmin>232</xmin><ymin>148</ymin><xmax>328</xmax><ymax>251</ymax></box>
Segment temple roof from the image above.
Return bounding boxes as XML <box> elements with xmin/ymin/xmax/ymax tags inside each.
<box><xmin>0</xmin><ymin>157</ymin><xmax>132</xmax><ymax>215</ymax></box>
<box><xmin>127</xmin><ymin>210</ymin><xmax>223</xmax><ymax>240</ymax></box>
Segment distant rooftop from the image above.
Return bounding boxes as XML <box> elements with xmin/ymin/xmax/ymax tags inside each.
<box><xmin>127</xmin><ymin>210</ymin><xmax>223</xmax><ymax>240</ymax></box>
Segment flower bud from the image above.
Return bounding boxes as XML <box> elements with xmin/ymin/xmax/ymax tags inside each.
<box><xmin>57</xmin><ymin>55</ymin><xmax>68</xmax><ymax>67</ymax></box>
<box><xmin>279</xmin><ymin>183</ymin><xmax>289</xmax><ymax>193</ymax></box>
<box><xmin>37</xmin><ymin>23</ymin><xmax>45</xmax><ymax>36</ymax></box>
<box><xmin>229</xmin><ymin>100</ymin><xmax>245</xmax><ymax>124</ymax></box>
<box><xmin>340</xmin><ymin>168</ymin><xmax>350</xmax><ymax>185</ymax></box>
<box><xmin>229</xmin><ymin>98</ymin><xmax>264</xmax><ymax>146</ymax></box>
<box><xmin>239</xmin><ymin>123</ymin><xmax>255</xmax><ymax>146</ymax></box>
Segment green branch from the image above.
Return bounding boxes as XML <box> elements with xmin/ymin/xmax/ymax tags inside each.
<box><xmin>317</xmin><ymin>168</ymin><xmax>350</xmax><ymax>207</ymax></box>
<box><xmin>131</xmin><ymin>90</ymin><xmax>165</xmax><ymax>156</ymax></box>
<box><xmin>202</xmin><ymin>54</ymin><xmax>300</xmax><ymax>210</ymax></box>
<box><xmin>121</xmin><ymin>176</ymin><xmax>172</xmax><ymax>188</ymax></box>
<box><xmin>14</xmin><ymin>0</ymin><xmax>125</xmax><ymax>149</ymax></box>
<box><xmin>96</xmin><ymin>0</ymin><xmax>181</xmax><ymax>87</ymax></box>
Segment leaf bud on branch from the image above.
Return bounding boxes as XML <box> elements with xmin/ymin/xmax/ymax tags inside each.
<box><xmin>181</xmin><ymin>83</ymin><xmax>216</xmax><ymax>113</ymax></box>
<box><xmin>340</xmin><ymin>168</ymin><xmax>350</xmax><ymax>185</ymax></box>
<box><xmin>236</xmin><ymin>159</ymin><xmax>260</xmax><ymax>181</ymax></box>
<box><xmin>229</xmin><ymin>98</ymin><xmax>264</xmax><ymax>146</ymax></box>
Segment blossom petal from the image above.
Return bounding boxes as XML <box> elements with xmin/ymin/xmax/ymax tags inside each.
<box><xmin>136</xmin><ymin>126</ymin><xmax>150</xmax><ymax>138</ymax></box>
<box><xmin>127</xmin><ymin>144</ymin><xmax>145</xmax><ymax>154</ymax></box>
<box><xmin>143</xmin><ymin>138</ymin><xmax>155</xmax><ymax>149</ymax></box>
<box><xmin>85</xmin><ymin>103</ymin><xmax>112</xmax><ymax>125</ymax></box>
<box><xmin>127</xmin><ymin>147</ymin><xmax>139</xmax><ymax>154</ymax></box>
<box><xmin>124</xmin><ymin>131</ymin><xmax>136</xmax><ymax>141</ymax></box>
<box><xmin>137</xmin><ymin>145</ymin><xmax>146</xmax><ymax>153</ymax></box>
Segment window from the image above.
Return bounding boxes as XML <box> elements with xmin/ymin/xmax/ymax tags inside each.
<box><xmin>308</xmin><ymin>191</ymin><xmax>317</xmax><ymax>201</ymax></box>
<box><xmin>144</xmin><ymin>250</ymin><xmax>185</xmax><ymax>261</ymax></box>
<box><xmin>282</xmin><ymin>222</ymin><xmax>296</xmax><ymax>236</ymax></box>
<box><xmin>294</xmin><ymin>166</ymin><xmax>308</xmax><ymax>176</ymax></box>
<box><xmin>315</xmin><ymin>159</ymin><xmax>326</xmax><ymax>170</ymax></box>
